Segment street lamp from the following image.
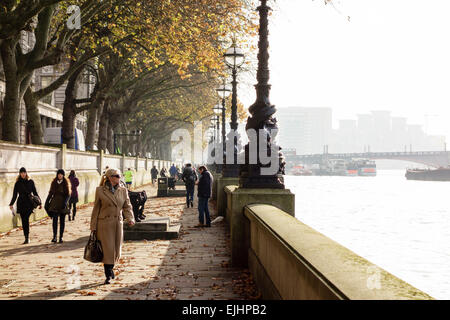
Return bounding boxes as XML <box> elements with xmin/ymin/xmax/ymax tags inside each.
<box><xmin>113</xmin><ymin>129</ymin><xmax>142</xmax><ymax>155</ymax></box>
<box><xmin>223</xmin><ymin>43</ymin><xmax>245</xmax><ymax>177</ymax></box>
<box><xmin>215</xmin><ymin>83</ymin><xmax>231</xmax><ymax>167</ymax></box>
<box><xmin>240</xmin><ymin>0</ymin><xmax>285</xmax><ymax>189</ymax></box>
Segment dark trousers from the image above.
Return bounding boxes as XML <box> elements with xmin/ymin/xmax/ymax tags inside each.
<box><xmin>198</xmin><ymin>197</ymin><xmax>211</xmax><ymax>225</ymax></box>
<box><xmin>69</xmin><ymin>201</ymin><xmax>77</xmax><ymax>218</ymax></box>
<box><xmin>52</xmin><ymin>213</ymin><xmax>66</xmax><ymax>238</ymax></box>
<box><xmin>20</xmin><ymin>212</ymin><xmax>32</xmax><ymax>238</ymax></box>
<box><xmin>186</xmin><ymin>185</ymin><xmax>194</xmax><ymax>205</ymax></box>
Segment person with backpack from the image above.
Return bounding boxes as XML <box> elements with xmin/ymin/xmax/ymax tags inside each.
<box><xmin>9</xmin><ymin>167</ymin><xmax>42</xmax><ymax>244</ymax></box>
<box><xmin>68</xmin><ymin>170</ymin><xmax>79</xmax><ymax>221</ymax></box>
<box><xmin>182</xmin><ymin>163</ymin><xmax>197</xmax><ymax>208</ymax></box>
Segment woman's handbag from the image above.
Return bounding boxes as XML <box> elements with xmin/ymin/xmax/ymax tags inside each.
<box><xmin>24</xmin><ymin>183</ymin><xmax>41</xmax><ymax>209</ymax></box>
<box><xmin>83</xmin><ymin>231</ymin><xmax>103</xmax><ymax>263</ymax></box>
<box><xmin>44</xmin><ymin>194</ymin><xmax>53</xmax><ymax>217</ymax></box>
<box><xmin>29</xmin><ymin>194</ymin><xmax>41</xmax><ymax>209</ymax></box>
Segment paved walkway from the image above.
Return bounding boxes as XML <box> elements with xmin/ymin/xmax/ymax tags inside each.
<box><xmin>0</xmin><ymin>184</ymin><xmax>259</xmax><ymax>300</ymax></box>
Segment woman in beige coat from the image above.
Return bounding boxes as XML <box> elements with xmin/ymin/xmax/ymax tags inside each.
<box><xmin>90</xmin><ymin>168</ymin><xmax>135</xmax><ymax>284</ymax></box>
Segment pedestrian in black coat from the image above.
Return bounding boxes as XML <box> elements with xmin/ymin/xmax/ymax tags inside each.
<box><xmin>195</xmin><ymin>166</ymin><xmax>213</xmax><ymax>227</ymax></box>
<box><xmin>68</xmin><ymin>170</ymin><xmax>79</xmax><ymax>221</ymax></box>
<box><xmin>9</xmin><ymin>167</ymin><xmax>41</xmax><ymax>244</ymax></box>
<box><xmin>45</xmin><ymin>169</ymin><xmax>71</xmax><ymax>243</ymax></box>
<box><xmin>182</xmin><ymin>164</ymin><xmax>197</xmax><ymax>208</ymax></box>
<box><xmin>151</xmin><ymin>166</ymin><xmax>159</xmax><ymax>185</ymax></box>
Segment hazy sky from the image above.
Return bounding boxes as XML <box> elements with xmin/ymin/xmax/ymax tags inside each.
<box><xmin>238</xmin><ymin>0</ymin><xmax>450</xmax><ymax>142</ymax></box>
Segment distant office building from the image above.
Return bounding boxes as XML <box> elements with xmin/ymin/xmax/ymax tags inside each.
<box><xmin>277</xmin><ymin>107</ymin><xmax>332</xmax><ymax>155</ymax></box>
<box><xmin>334</xmin><ymin>111</ymin><xmax>446</xmax><ymax>153</ymax></box>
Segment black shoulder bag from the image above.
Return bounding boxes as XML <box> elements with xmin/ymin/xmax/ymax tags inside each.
<box><xmin>83</xmin><ymin>231</ymin><xmax>104</xmax><ymax>263</ymax></box>
<box><xmin>24</xmin><ymin>181</ymin><xmax>41</xmax><ymax>209</ymax></box>
<box><xmin>83</xmin><ymin>205</ymin><xmax>103</xmax><ymax>263</ymax></box>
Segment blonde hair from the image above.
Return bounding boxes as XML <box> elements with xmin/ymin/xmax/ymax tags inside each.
<box><xmin>100</xmin><ymin>168</ymin><xmax>121</xmax><ymax>186</ymax></box>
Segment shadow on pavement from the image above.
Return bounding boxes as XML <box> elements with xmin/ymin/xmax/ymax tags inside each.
<box><xmin>98</xmin><ymin>192</ymin><xmax>259</xmax><ymax>300</ymax></box>
<box><xmin>11</xmin><ymin>282</ymin><xmax>104</xmax><ymax>300</ymax></box>
<box><xmin>0</xmin><ymin>236</ymin><xmax>89</xmax><ymax>257</ymax></box>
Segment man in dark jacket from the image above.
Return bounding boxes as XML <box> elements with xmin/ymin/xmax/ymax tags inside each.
<box><xmin>182</xmin><ymin>163</ymin><xmax>197</xmax><ymax>208</ymax></box>
<box><xmin>196</xmin><ymin>165</ymin><xmax>213</xmax><ymax>227</ymax></box>
<box><xmin>151</xmin><ymin>166</ymin><xmax>159</xmax><ymax>185</ymax></box>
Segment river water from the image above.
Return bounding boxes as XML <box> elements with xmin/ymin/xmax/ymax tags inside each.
<box><xmin>284</xmin><ymin>170</ymin><xmax>450</xmax><ymax>299</ymax></box>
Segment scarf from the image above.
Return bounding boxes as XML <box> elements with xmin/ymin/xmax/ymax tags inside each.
<box><xmin>105</xmin><ymin>180</ymin><xmax>119</xmax><ymax>194</ymax></box>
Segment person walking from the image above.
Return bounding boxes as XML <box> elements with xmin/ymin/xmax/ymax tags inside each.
<box><xmin>45</xmin><ymin>169</ymin><xmax>71</xmax><ymax>243</ymax></box>
<box><xmin>9</xmin><ymin>167</ymin><xmax>42</xmax><ymax>244</ymax></box>
<box><xmin>169</xmin><ymin>164</ymin><xmax>177</xmax><ymax>178</ymax></box>
<box><xmin>182</xmin><ymin>163</ymin><xmax>197</xmax><ymax>208</ymax></box>
<box><xmin>151</xmin><ymin>166</ymin><xmax>159</xmax><ymax>185</ymax></box>
<box><xmin>160</xmin><ymin>167</ymin><xmax>168</xmax><ymax>178</ymax></box>
<box><xmin>68</xmin><ymin>170</ymin><xmax>79</xmax><ymax>221</ymax></box>
<box><xmin>196</xmin><ymin>165</ymin><xmax>213</xmax><ymax>227</ymax></box>
<box><xmin>124</xmin><ymin>168</ymin><xmax>133</xmax><ymax>190</ymax></box>
<box><xmin>90</xmin><ymin>168</ymin><xmax>135</xmax><ymax>284</ymax></box>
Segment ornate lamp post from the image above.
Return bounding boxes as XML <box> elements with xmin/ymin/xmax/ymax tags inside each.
<box><xmin>222</xmin><ymin>43</ymin><xmax>245</xmax><ymax>177</ymax></box>
<box><xmin>214</xmin><ymin>82</ymin><xmax>231</xmax><ymax>161</ymax></box>
<box><xmin>240</xmin><ymin>0</ymin><xmax>285</xmax><ymax>189</ymax></box>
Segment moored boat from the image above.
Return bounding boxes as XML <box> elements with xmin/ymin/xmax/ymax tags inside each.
<box><xmin>405</xmin><ymin>167</ymin><xmax>450</xmax><ymax>181</ymax></box>
<box><xmin>356</xmin><ymin>159</ymin><xmax>377</xmax><ymax>176</ymax></box>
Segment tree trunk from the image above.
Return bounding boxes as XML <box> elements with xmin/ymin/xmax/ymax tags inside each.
<box><xmin>1</xmin><ymin>38</ymin><xmax>21</xmax><ymax>142</ymax></box>
<box><xmin>86</xmin><ymin>101</ymin><xmax>103</xmax><ymax>150</ymax></box>
<box><xmin>23</xmin><ymin>86</ymin><xmax>44</xmax><ymax>144</ymax></box>
<box><xmin>85</xmin><ymin>106</ymin><xmax>97</xmax><ymax>150</ymax></box>
<box><xmin>62</xmin><ymin>69</ymin><xmax>82</xmax><ymax>149</ymax></box>
<box><xmin>107</xmin><ymin>125</ymin><xmax>114</xmax><ymax>154</ymax></box>
<box><xmin>98</xmin><ymin>103</ymin><xmax>109</xmax><ymax>151</ymax></box>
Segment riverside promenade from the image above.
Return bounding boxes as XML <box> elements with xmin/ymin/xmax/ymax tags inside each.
<box><xmin>0</xmin><ymin>184</ymin><xmax>259</xmax><ymax>300</ymax></box>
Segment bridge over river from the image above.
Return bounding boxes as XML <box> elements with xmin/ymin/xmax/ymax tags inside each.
<box><xmin>288</xmin><ymin>151</ymin><xmax>450</xmax><ymax>168</ymax></box>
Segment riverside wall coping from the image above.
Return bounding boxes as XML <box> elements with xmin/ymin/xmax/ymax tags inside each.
<box><xmin>244</xmin><ymin>204</ymin><xmax>434</xmax><ymax>300</ymax></box>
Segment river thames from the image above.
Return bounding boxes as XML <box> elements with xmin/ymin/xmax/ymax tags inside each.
<box><xmin>284</xmin><ymin>170</ymin><xmax>450</xmax><ymax>299</ymax></box>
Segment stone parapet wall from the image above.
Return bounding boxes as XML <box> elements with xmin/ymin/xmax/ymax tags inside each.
<box><xmin>0</xmin><ymin>141</ymin><xmax>180</xmax><ymax>233</ymax></box>
<box><xmin>244</xmin><ymin>204</ymin><xmax>434</xmax><ymax>300</ymax></box>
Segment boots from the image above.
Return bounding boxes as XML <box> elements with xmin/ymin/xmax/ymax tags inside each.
<box><xmin>51</xmin><ymin>235</ymin><xmax>57</xmax><ymax>243</ymax></box>
<box><xmin>104</xmin><ymin>264</ymin><xmax>114</xmax><ymax>284</ymax></box>
<box><xmin>22</xmin><ymin>235</ymin><xmax>29</xmax><ymax>244</ymax></box>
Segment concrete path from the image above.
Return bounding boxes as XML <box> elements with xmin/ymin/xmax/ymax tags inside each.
<box><xmin>0</xmin><ymin>184</ymin><xmax>259</xmax><ymax>300</ymax></box>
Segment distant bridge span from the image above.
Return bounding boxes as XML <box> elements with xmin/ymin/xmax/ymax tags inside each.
<box><xmin>289</xmin><ymin>151</ymin><xmax>450</xmax><ymax>168</ymax></box>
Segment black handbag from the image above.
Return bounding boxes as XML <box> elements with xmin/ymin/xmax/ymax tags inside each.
<box><xmin>24</xmin><ymin>182</ymin><xmax>41</xmax><ymax>209</ymax></box>
<box><xmin>83</xmin><ymin>231</ymin><xmax>103</xmax><ymax>263</ymax></box>
<box><xmin>29</xmin><ymin>194</ymin><xmax>41</xmax><ymax>209</ymax></box>
<box><xmin>44</xmin><ymin>194</ymin><xmax>53</xmax><ymax>217</ymax></box>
